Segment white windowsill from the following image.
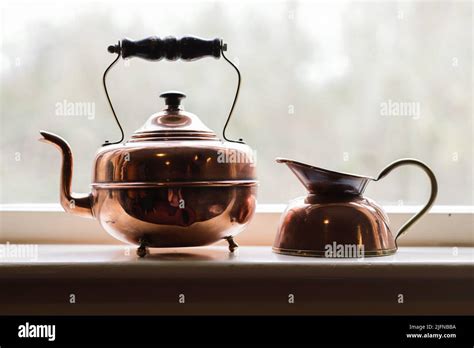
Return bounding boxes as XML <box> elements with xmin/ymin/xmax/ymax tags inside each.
<box><xmin>1</xmin><ymin>245</ymin><xmax>472</xmax><ymax>275</ymax></box>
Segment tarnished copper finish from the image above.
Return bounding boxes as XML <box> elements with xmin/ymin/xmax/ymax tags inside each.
<box><xmin>40</xmin><ymin>92</ymin><xmax>257</xmax><ymax>255</ymax></box>
<box><xmin>274</xmin><ymin>158</ymin><xmax>437</xmax><ymax>257</ymax></box>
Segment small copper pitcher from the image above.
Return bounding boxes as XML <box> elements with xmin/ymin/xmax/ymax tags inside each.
<box><xmin>274</xmin><ymin>158</ymin><xmax>438</xmax><ymax>257</ymax></box>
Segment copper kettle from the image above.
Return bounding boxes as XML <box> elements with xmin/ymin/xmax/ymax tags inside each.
<box><xmin>273</xmin><ymin>158</ymin><xmax>437</xmax><ymax>257</ymax></box>
<box><xmin>40</xmin><ymin>36</ymin><xmax>257</xmax><ymax>257</ymax></box>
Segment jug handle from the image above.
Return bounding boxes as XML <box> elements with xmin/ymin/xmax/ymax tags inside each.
<box><xmin>375</xmin><ymin>159</ymin><xmax>438</xmax><ymax>243</ymax></box>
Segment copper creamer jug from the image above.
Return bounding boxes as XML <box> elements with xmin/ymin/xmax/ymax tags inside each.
<box><xmin>274</xmin><ymin>158</ymin><xmax>437</xmax><ymax>257</ymax></box>
<box><xmin>40</xmin><ymin>36</ymin><xmax>257</xmax><ymax>257</ymax></box>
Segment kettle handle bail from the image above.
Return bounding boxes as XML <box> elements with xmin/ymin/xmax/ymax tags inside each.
<box><xmin>375</xmin><ymin>159</ymin><xmax>438</xmax><ymax>245</ymax></box>
<box><xmin>102</xmin><ymin>36</ymin><xmax>244</xmax><ymax>146</ymax></box>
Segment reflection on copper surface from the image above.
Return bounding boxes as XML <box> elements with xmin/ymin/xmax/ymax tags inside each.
<box><xmin>94</xmin><ymin>185</ymin><xmax>256</xmax><ymax>247</ymax></box>
<box><xmin>274</xmin><ymin>195</ymin><xmax>396</xmax><ymax>256</ymax></box>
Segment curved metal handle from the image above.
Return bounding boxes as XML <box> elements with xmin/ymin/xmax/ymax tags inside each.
<box><xmin>102</xmin><ymin>36</ymin><xmax>244</xmax><ymax>146</ymax></box>
<box><xmin>221</xmin><ymin>45</ymin><xmax>243</xmax><ymax>144</ymax></box>
<box><xmin>102</xmin><ymin>43</ymin><xmax>123</xmax><ymax>146</ymax></box>
<box><xmin>375</xmin><ymin>159</ymin><xmax>438</xmax><ymax>243</ymax></box>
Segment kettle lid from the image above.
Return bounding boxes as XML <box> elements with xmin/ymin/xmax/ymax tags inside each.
<box><xmin>129</xmin><ymin>91</ymin><xmax>218</xmax><ymax>142</ymax></box>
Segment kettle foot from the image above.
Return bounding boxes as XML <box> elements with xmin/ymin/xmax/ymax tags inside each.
<box><xmin>136</xmin><ymin>241</ymin><xmax>149</xmax><ymax>258</ymax></box>
<box><xmin>225</xmin><ymin>236</ymin><xmax>239</xmax><ymax>253</ymax></box>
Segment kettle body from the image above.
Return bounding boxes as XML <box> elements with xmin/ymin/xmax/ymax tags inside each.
<box><xmin>40</xmin><ymin>92</ymin><xmax>257</xmax><ymax>257</ymax></box>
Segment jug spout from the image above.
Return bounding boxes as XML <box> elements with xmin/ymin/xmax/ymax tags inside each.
<box><xmin>39</xmin><ymin>131</ymin><xmax>94</xmax><ymax>219</ymax></box>
<box><xmin>276</xmin><ymin>158</ymin><xmax>371</xmax><ymax>196</ymax></box>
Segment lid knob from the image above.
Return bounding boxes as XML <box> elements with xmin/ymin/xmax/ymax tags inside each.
<box><xmin>160</xmin><ymin>91</ymin><xmax>186</xmax><ymax>109</ymax></box>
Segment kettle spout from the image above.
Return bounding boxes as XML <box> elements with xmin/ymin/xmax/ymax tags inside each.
<box><xmin>39</xmin><ymin>131</ymin><xmax>94</xmax><ymax>219</ymax></box>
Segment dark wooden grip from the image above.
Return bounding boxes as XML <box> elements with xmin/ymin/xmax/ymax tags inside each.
<box><xmin>115</xmin><ymin>36</ymin><xmax>222</xmax><ymax>61</ymax></box>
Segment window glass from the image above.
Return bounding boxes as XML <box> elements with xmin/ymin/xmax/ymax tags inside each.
<box><xmin>1</xmin><ymin>0</ymin><xmax>472</xmax><ymax>205</ymax></box>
